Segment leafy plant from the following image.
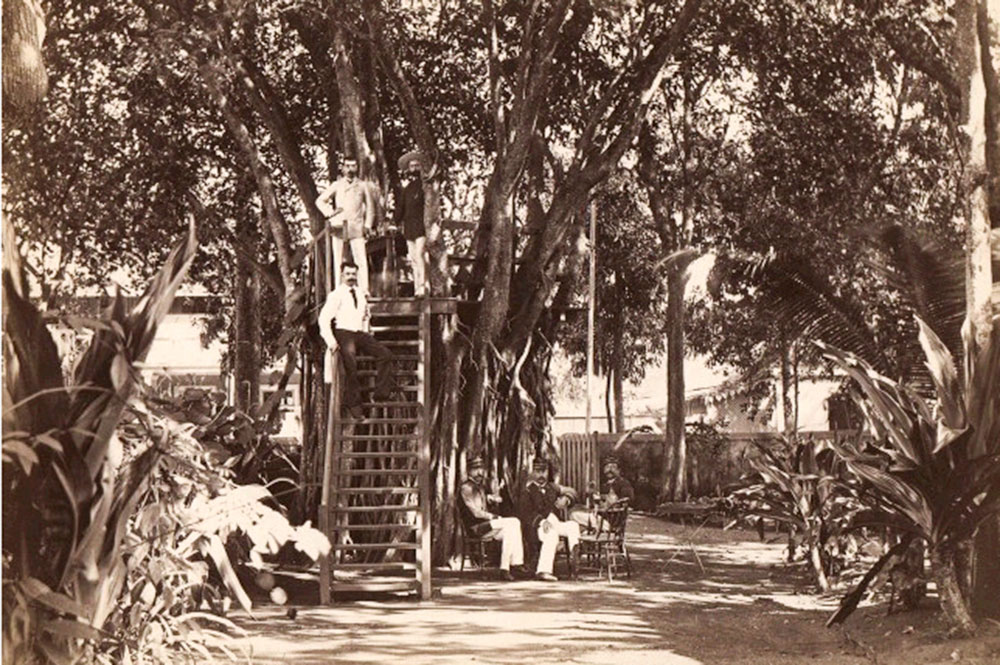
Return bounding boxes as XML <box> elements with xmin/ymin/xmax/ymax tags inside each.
<box><xmin>3</xmin><ymin>223</ymin><xmax>198</xmax><ymax>664</ymax></box>
<box><xmin>93</xmin><ymin>398</ymin><xmax>327</xmax><ymax>664</ymax></box>
<box><xmin>820</xmin><ymin>315</ymin><xmax>1000</xmax><ymax>636</ymax></box>
<box><xmin>3</xmin><ymin>224</ymin><xmax>330</xmax><ymax>664</ymax></box>
<box><xmin>725</xmin><ymin>437</ymin><xmax>863</xmax><ymax>591</ymax></box>
<box><xmin>147</xmin><ymin>387</ymin><xmax>299</xmax><ymax>492</ymax></box>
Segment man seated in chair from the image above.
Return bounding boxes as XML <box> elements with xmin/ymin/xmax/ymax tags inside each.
<box><xmin>523</xmin><ymin>457</ymin><xmax>581</xmax><ymax>581</ymax></box>
<box><xmin>570</xmin><ymin>455</ymin><xmax>634</xmax><ymax>531</ymax></box>
<box><xmin>459</xmin><ymin>456</ymin><xmax>524</xmax><ymax>581</ymax></box>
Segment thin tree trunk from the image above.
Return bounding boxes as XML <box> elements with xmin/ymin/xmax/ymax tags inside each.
<box><xmin>665</xmin><ymin>268</ymin><xmax>687</xmax><ymax>501</ymax></box>
<box><xmin>332</xmin><ymin>23</ymin><xmax>375</xmax><ymax>173</ymax></box>
<box><xmin>233</xmin><ymin>242</ymin><xmax>261</xmax><ymax>413</ymax></box>
<box><xmin>605</xmin><ymin>371</ymin><xmax>614</xmax><ymax>433</ymax></box>
<box><xmin>957</xmin><ymin>0</ymin><xmax>994</xmax><ymax>349</ymax></box>
<box><xmin>613</xmin><ymin>326</ymin><xmax>625</xmax><ymax>432</ymax></box>
<box><xmin>779</xmin><ymin>335</ymin><xmax>793</xmax><ymax>438</ymax></box>
<box><xmin>809</xmin><ymin>540</ymin><xmax>831</xmax><ymax>592</ymax></box>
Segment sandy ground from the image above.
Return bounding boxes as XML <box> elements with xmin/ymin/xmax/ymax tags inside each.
<box><xmin>229</xmin><ymin>515</ymin><xmax>1000</xmax><ymax>665</ymax></box>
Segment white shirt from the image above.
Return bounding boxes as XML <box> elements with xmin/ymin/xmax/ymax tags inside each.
<box><xmin>318</xmin><ymin>283</ymin><xmax>370</xmax><ymax>347</ymax></box>
<box><xmin>316</xmin><ymin>178</ymin><xmax>375</xmax><ymax>240</ymax></box>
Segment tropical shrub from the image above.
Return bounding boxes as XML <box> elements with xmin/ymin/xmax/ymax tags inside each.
<box><xmin>3</xmin><ymin>226</ymin><xmax>198</xmax><ymax>665</ymax></box>
<box><xmin>820</xmin><ymin>316</ymin><xmax>1000</xmax><ymax>636</ymax></box>
<box><xmin>725</xmin><ymin>437</ymin><xmax>863</xmax><ymax>591</ymax></box>
<box><xmin>93</xmin><ymin>398</ymin><xmax>328</xmax><ymax>664</ymax></box>
<box><xmin>2</xmin><ymin>227</ymin><xmax>329</xmax><ymax>664</ymax></box>
<box><xmin>148</xmin><ymin>387</ymin><xmax>300</xmax><ymax>496</ymax></box>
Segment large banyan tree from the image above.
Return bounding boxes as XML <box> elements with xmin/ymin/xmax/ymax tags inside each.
<box><xmin>3</xmin><ymin>0</ymin><xmax>705</xmax><ymax>564</ymax></box>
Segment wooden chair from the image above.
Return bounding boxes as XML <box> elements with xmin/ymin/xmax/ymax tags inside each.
<box><xmin>579</xmin><ymin>502</ymin><xmax>631</xmax><ymax>581</ymax></box>
<box><xmin>458</xmin><ymin>514</ymin><xmax>499</xmax><ymax>572</ymax></box>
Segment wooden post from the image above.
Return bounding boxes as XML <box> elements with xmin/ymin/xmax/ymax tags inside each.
<box><xmin>417</xmin><ymin>297</ymin><xmax>433</xmax><ymax>599</ymax></box>
<box><xmin>318</xmin><ymin>356</ymin><xmax>341</xmax><ymax>604</ymax></box>
<box><xmin>586</xmin><ymin>201</ymin><xmax>597</xmax><ymax>488</ymax></box>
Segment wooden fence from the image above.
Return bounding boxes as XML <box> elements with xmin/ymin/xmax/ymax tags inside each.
<box><xmin>557</xmin><ymin>430</ymin><xmax>863</xmax><ymax>507</ymax></box>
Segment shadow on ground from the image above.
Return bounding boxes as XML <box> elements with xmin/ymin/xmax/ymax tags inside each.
<box><xmin>229</xmin><ymin>516</ymin><xmax>1000</xmax><ymax>665</ymax></box>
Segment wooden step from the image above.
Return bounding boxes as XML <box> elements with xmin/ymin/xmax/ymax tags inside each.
<box><xmin>331</xmin><ymin>542</ymin><xmax>420</xmax><ymax>551</ymax></box>
<box><xmin>370</xmin><ymin>325</ymin><xmax>420</xmax><ymax>332</ymax></box>
<box><xmin>337</xmin><ymin>451</ymin><xmax>419</xmax><ymax>458</ymax></box>
<box><xmin>327</xmin><ymin>523</ymin><xmax>419</xmax><ymax>531</ymax></box>
<box><xmin>332</xmin><ymin>487</ymin><xmax>419</xmax><ymax>494</ymax></box>
<box><xmin>329</xmin><ymin>504</ymin><xmax>418</xmax><ymax>513</ymax></box>
<box><xmin>357</xmin><ymin>356</ymin><xmax>420</xmax><ymax>364</ymax></box>
<box><xmin>360</xmin><ymin>401</ymin><xmax>421</xmax><ymax>407</ymax></box>
<box><xmin>358</xmin><ymin>367</ymin><xmax>417</xmax><ymax>378</ymax></box>
<box><xmin>330</xmin><ymin>562</ymin><xmax>420</xmax><ymax>571</ymax></box>
<box><xmin>330</xmin><ymin>580</ymin><xmax>418</xmax><ymax>594</ymax></box>
<box><xmin>331</xmin><ymin>469</ymin><xmax>417</xmax><ymax>476</ymax></box>
<box><xmin>347</xmin><ymin>417</ymin><xmax>420</xmax><ymax>425</ymax></box>
<box><xmin>339</xmin><ymin>433</ymin><xmax>421</xmax><ymax>441</ymax></box>
<box><xmin>353</xmin><ymin>384</ymin><xmax>420</xmax><ymax>392</ymax></box>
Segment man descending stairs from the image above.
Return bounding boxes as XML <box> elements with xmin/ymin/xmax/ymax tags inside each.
<box><xmin>318</xmin><ymin>266</ymin><xmax>433</xmax><ymax>601</ymax></box>
<box><xmin>318</xmin><ymin>260</ymin><xmax>395</xmax><ymax>421</ymax></box>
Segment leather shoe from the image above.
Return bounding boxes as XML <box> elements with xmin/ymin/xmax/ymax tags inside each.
<box><xmin>498</xmin><ymin>569</ymin><xmax>515</xmax><ymax>582</ymax></box>
<box><xmin>536</xmin><ymin>572</ymin><xmax>558</xmax><ymax>582</ymax></box>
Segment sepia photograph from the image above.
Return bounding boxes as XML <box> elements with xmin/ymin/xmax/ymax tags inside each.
<box><xmin>2</xmin><ymin>0</ymin><xmax>999</xmax><ymax>663</ymax></box>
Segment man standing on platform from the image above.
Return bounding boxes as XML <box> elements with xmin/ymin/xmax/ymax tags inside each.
<box><xmin>318</xmin><ymin>262</ymin><xmax>393</xmax><ymax>419</ymax></box>
<box><xmin>392</xmin><ymin>150</ymin><xmax>427</xmax><ymax>296</ymax></box>
<box><xmin>316</xmin><ymin>156</ymin><xmax>376</xmax><ymax>293</ymax></box>
<box><xmin>459</xmin><ymin>457</ymin><xmax>525</xmax><ymax>581</ymax></box>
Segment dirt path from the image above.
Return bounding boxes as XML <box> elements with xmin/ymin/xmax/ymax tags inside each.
<box><xmin>230</xmin><ymin>515</ymin><xmax>1000</xmax><ymax>665</ymax></box>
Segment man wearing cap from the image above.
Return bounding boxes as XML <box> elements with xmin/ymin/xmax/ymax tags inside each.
<box><xmin>316</xmin><ymin>156</ymin><xmax>376</xmax><ymax>293</ymax></box>
<box><xmin>392</xmin><ymin>151</ymin><xmax>427</xmax><ymax>296</ymax></box>
<box><xmin>459</xmin><ymin>457</ymin><xmax>525</xmax><ymax>581</ymax></box>
<box><xmin>523</xmin><ymin>458</ymin><xmax>580</xmax><ymax>581</ymax></box>
<box><xmin>600</xmin><ymin>455</ymin><xmax>634</xmax><ymax>504</ymax></box>
<box><xmin>570</xmin><ymin>454</ymin><xmax>635</xmax><ymax>530</ymax></box>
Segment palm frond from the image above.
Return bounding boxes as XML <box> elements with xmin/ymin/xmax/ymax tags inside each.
<box><xmin>874</xmin><ymin>225</ymin><xmax>965</xmax><ymax>359</ymax></box>
<box><xmin>2</xmin><ymin>271</ymin><xmax>69</xmax><ymax>434</ymax></box>
<box><xmin>728</xmin><ymin>252</ymin><xmax>890</xmax><ymax>373</ymax></box>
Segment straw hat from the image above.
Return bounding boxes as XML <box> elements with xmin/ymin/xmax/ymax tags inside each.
<box><xmin>397</xmin><ymin>150</ymin><xmax>424</xmax><ymax>171</ymax></box>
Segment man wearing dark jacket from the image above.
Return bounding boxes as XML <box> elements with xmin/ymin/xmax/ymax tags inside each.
<box><xmin>523</xmin><ymin>457</ymin><xmax>580</xmax><ymax>581</ymax></box>
<box><xmin>392</xmin><ymin>151</ymin><xmax>426</xmax><ymax>296</ymax></box>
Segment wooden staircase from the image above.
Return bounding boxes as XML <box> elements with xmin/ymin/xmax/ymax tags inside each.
<box><xmin>319</xmin><ymin>297</ymin><xmax>432</xmax><ymax>601</ymax></box>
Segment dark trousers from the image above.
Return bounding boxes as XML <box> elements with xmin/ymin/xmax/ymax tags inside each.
<box><xmin>333</xmin><ymin>328</ymin><xmax>392</xmax><ymax>407</ymax></box>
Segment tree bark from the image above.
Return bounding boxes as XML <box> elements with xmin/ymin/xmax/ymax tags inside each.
<box><xmin>233</xmin><ymin>228</ymin><xmax>261</xmax><ymax>413</ymax></box>
<box><xmin>665</xmin><ymin>267</ymin><xmax>687</xmax><ymax>501</ymax></box>
<box><xmin>613</xmin><ymin>325</ymin><xmax>625</xmax><ymax>432</ymax></box>
<box><xmin>780</xmin><ymin>334</ymin><xmax>793</xmax><ymax>438</ymax></box>
<box><xmin>605</xmin><ymin>371</ymin><xmax>614</xmax><ymax>433</ymax></box>
<box><xmin>931</xmin><ymin>544</ymin><xmax>978</xmax><ymax>636</ymax></box>
<box><xmin>957</xmin><ymin>0</ymin><xmax>995</xmax><ymax>350</ymax></box>
<box><xmin>2</xmin><ymin>0</ymin><xmax>48</xmax><ymax>123</ymax></box>
<box><xmin>972</xmin><ymin>515</ymin><xmax>1000</xmax><ymax>618</ymax></box>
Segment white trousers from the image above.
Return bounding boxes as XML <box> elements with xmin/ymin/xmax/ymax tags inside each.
<box><xmin>332</xmin><ymin>235</ymin><xmax>369</xmax><ymax>293</ymax></box>
<box><xmin>407</xmin><ymin>236</ymin><xmax>426</xmax><ymax>296</ymax></box>
<box><xmin>536</xmin><ymin>514</ymin><xmax>580</xmax><ymax>574</ymax></box>
<box><xmin>487</xmin><ymin>517</ymin><xmax>524</xmax><ymax>570</ymax></box>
